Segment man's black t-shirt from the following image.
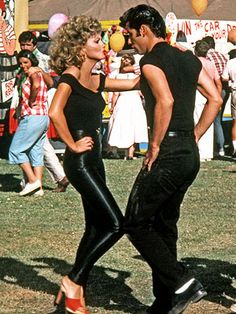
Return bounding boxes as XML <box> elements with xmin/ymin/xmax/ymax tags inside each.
<box><xmin>139</xmin><ymin>42</ymin><xmax>202</xmax><ymax>132</ymax></box>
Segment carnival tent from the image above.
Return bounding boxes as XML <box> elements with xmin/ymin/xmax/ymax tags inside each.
<box><xmin>29</xmin><ymin>0</ymin><xmax>236</xmax><ymax>28</ymax></box>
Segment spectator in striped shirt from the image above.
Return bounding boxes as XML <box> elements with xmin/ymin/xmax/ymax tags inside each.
<box><xmin>222</xmin><ymin>49</ymin><xmax>236</xmax><ymax>157</ymax></box>
<box><xmin>9</xmin><ymin>50</ymin><xmax>49</xmax><ymax>196</ymax></box>
<box><xmin>202</xmin><ymin>36</ymin><xmax>229</xmax><ymax>157</ymax></box>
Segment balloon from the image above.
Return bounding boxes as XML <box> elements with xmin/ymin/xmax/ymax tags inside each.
<box><xmin>109</xmin><ymin>32</ymin><xmax>125</xmax><ymax>53</ymax></box>
<box><xmin>48</xmin><ymin>13</ymin><xmax>69</xmax><ymax>39</ymax></box>
<box><xmin>228</xmin><ymin>29</ymin><xmax>236</xmax><ymax>44</ymax></box>
<box><xmin>192</xmin><ymin>0</ymin><xmax>208</xmax><ymax>16</ymax></box>
<box><xmin>0</xmin><ymin>0</ymin><xmax>6</xmax><ymax>12</ymax></box>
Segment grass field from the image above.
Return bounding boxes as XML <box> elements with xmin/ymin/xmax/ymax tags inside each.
<box><xmin>0</xmin><ymin>157</ymin><xmax>235</xmax><ymax>314</ymax></box>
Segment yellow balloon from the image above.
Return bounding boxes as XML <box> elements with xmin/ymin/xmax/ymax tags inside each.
<box><xmin>192</xmin><ymin>0</ymin><xmax>208</xmax><ymax>16</ymax></box>
<box><xmin>109</xmin><ymin>32</ymin><xmax>125</xmax><ymax>53</ymax></box>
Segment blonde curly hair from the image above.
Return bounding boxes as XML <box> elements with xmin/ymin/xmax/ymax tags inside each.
<box><xmin>49</xmin><ymin>15</ymin><xmax>102</xmax><ymax>75</ymax></box>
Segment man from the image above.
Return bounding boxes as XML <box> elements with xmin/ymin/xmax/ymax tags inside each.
<box><xmin>202</xmin><ymin>35</ymin><xmax>228</xmax><ymax>157</ymax></box>
<box><xmin>18</xmin><ymin>31</ymin><xmax>69</xmax><ymax>193</ymax></box>
<box><xmin>119</xmin><ymin>5</ymin><xmax>222</xmax><ymax>314</ymax></box>
<box><xmin>222</xmin><ymin>49</ymin><xmax>236</xmax><ymax>157</ymax></box>
<box><xmin>194</xmin><ymin>39</ymin><xmax>222</xmax><ymax>161</ymax></box>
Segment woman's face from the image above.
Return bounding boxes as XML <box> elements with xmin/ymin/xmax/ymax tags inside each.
<box><xmin>121</xmin><ymin>56</ymin><xmax>133</xmax><ymax>67</ymax></box>
<box><xmin>19</xmin><ymin>57</ymin><xmax>32</xmax><ymax>73</ymax></box>
<box><xmin>84</xmin><ymin>33</ymin><xmax>105</xmax><ymax>61</ymax></box>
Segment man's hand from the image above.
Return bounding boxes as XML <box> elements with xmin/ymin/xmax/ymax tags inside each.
<box><xmin>143</xmin><ymin>144</ymin><xmax>160</xmax><ymax>171</ymax></box>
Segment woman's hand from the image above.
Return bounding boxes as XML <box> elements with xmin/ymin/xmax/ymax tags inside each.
<box><xmin>28</xmin><ymin>67</ymin><xmax>42</xmax><ymax>77</ymax></box>
<box><xmin>72</xmin><ymin>136</ymin><xmax>94</xmax><ymax>154</ymax></box>
<box><xmin>109</xmin><ymin>106</ymin><xmax>115</xmax><ymax>114</ymax></box>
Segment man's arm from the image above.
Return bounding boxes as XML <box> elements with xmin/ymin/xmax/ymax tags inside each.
<box><xmin>195</xmin><ymin>67</ymin><xmax>223</xmax><ymax>142</ymax></box>
<box><xmin>142</xmin><ymin>64</ymin><xmax>174</xmax><ymax>170</ymax></box>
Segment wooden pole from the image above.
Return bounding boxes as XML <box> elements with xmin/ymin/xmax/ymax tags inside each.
<box><xmin>14</xmin><ymin>0</ymin><xmax>28</xmax><ymax>51</ymax></box>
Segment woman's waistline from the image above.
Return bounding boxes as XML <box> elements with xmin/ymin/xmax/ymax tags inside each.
<box><xmin>71</xmin><ymin>128</ymin><xmax>100</xmax><ymax>141</ymax></box>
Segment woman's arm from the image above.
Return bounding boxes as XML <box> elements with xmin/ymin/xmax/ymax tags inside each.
<box><xmin>48</xmin><ymin>82</ymin><xmax>94</xmax><ymax>153</ymax></box>
<box><xmin>105</xmin><ymin>75</ymin><xmax>140</xmax><ymax>91</ymax></box>
<box><xmin>29</xmin><ymin>72</ymin><xmax>40</xmax><ymax>106</ymax></box>
<box><xmin>110</xmin><ymin>92</ymin><xmax>119</xmax><ymax>114</ymax></box>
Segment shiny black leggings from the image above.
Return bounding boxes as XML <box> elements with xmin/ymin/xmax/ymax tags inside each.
<box><xmin>63</xmin><ymin>131</ymin><xmax>123</xmax><ymax>287</ymax></box>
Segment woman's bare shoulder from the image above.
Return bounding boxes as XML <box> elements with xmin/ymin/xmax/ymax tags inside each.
<box><xmin>63</xmin><ymin>66</ymin><xmax>80</xmax><ymax>80</ymax></box>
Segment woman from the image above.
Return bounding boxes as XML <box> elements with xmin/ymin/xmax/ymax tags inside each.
<box><xmin>9</xmin><ymin>50</ymin><xmax>49</xmax><ymax>196</ymax></box>
<box><xmin>107</xmin><ymin>53</ymin><xmax>148</xmax><ymax>160</ymax></box>
<box><xmin>48</xmin><ymin>16</ymin><xmax>139</xmax><ymax>313</ymax></box>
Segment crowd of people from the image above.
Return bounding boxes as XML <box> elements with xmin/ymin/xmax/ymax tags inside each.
<box><xmin>1</xmin><ymin>2</ymin><xmax>235</xmax><ymax>314</ymax></box>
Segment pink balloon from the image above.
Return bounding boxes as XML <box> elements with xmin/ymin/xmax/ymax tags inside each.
<box><xmin>48</xmin><ymin>13</ymin><xmax>69</xmax><ymax>38</ymax></box>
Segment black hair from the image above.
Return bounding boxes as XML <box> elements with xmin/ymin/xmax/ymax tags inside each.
<box><xmin>120</xmin><ymin>4</ymin><xmax>166</xmax><ymax>39</ymax></box>
<box><xmin>120</xmin><ymin>53</ymin><xmax>135</xmax><ymax>65</ymax></box>
<box><xmin>18</xmin><ymin>31</ymin><xmax>38</xmax><ymax>46</ymax></box>
<box><xmin>17</xmin><ymin>49</ymin><xmax>39</xmax><ymax>67</ymax></box>
<box><xmin>176</xmin><ymin>30</ymin><xmax>187</xmax><ymax>43</ymax></box>
<box><xmin>202</xmin><ymin>36</ymin><xmax>215</xmax><ymax>49</ymax></box>
<box><xmin>229</xmin><ymin>49</ymin><xmax>236</xmax><ymax>60</ymax></box>
<box><xmin>194</xmin><ymin>40</ymin><xmax>210</xmax><ymax>57</ymax></box>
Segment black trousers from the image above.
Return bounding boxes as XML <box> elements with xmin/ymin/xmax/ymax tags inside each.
<box><xmin>63</xmin><ymin>130</ymin><xmax>124</xmax><ymax>287</ymax></box>
<box><xmin>124</xmin><ymin>132</ymin><xmax>200</xmax><ymax>311</ymax></box>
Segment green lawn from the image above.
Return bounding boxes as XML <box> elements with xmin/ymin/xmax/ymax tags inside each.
<box><xmin>0</xmin><ymin>157</ymin><xmax>235</xmax><ymax>313</ymax></box>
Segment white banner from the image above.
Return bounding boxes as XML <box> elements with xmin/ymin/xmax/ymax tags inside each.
<box><xmin>176</xmin><ymin>19</ymin><xmax>236</xmax><ymax>44</ymax></box>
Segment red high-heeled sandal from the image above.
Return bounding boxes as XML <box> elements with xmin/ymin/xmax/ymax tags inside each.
<box><xmin>54</xmin><ymin>279</ymin><xmax>89</xmax><ymax>314</ymax></box>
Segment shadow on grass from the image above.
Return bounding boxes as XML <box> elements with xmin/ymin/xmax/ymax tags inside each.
<box><xmin>34</xmin><ymin>257</ymin><xmax>144</xmax><ymax>313</ymax></box>
<box><xmin>182</xmin><ymin>257</ymin><xmax>236</xmax><ymax>308</ymax></box>
<box><xmin>0</xmin><ymin>173</ymin><xmax>21</xmax><ymax>192</ymax></box>
<box><xmin>213</xmin><ymin>155</ymin><xmax>236</xmax><ymax>163</ymax></box>
<box><xmin>134</xmin><ymin>255</ymin><xmax>236</xmax><ymax>309</ymax></box>
<box><xmin>0</xmin><ymin>257</ymin><xmax>59</xmax><ymax>294</ymax></box>
<box><xmin>0</xmin><ymin>256</ymin><xmax>144</xmax><ymax>313</ymax></box>
<box><xmin>0</xmin><ymin>173</ymin><xmax>55</xmax><ymax>192</ymax></box>
<box><xmin>1</xmin><ymin>256</ymin><xmax>235</xmax><ymax>312</ymax></box>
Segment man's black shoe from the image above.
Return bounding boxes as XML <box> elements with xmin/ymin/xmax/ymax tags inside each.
<box><xmin>146</xmin><ymin>298</ymin><xmax>171</xmax><ymax>314</ymax></box>
<box><xmin>167</xmin><ymin>278</ymin><xmax>207</xmax><ymax>314</ymax></box>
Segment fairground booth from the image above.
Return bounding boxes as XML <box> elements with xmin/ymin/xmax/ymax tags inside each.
<box><xmin>0</xmin><ymin>0</ymin><xmax>236</xmax><ymax>158</ymax></box>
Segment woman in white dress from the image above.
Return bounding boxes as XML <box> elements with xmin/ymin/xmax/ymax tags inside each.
<box><xmin>107</xmin><ymin>53</ymin><xmax>148</xmax><ymax>159</ymax></box>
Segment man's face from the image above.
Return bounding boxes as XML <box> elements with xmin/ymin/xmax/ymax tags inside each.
<box><xmin>126</xmin><ymin>25</ymin><xmax>146</xmax><ymax>54</ymax></box>
<box><xmin>20</xmin><ymin>40</ymin><xmax>36</xmax><ymax>52</ymax></box>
